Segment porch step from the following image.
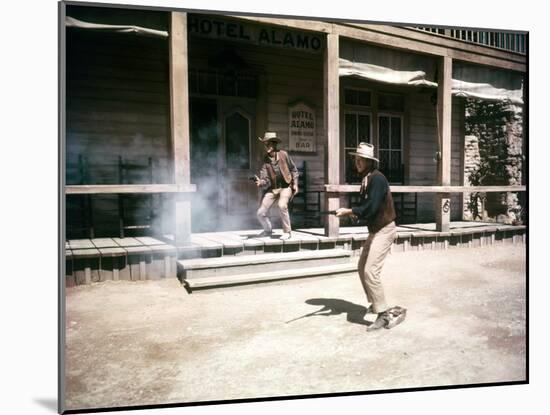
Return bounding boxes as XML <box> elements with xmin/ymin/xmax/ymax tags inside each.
<box><xmin>178</xmin><ymin>248</ymin><xmax>352</xmax><ymax>280</ymax></box>
<box><xmin>184</xmin><ymin>262</ymin><xmax>357</xmax><ymax>291</ymax></box>
<box><xmin>179</xmin><ymin>248</ymin><xmax>354</xmax><ymax>291</ymax></box>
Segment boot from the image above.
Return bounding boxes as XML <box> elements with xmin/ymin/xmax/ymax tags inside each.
<box><xmin>280</xmin><ymin>232</ymin><xmax>292</xmax><ymax>240</ymax></box>
<box><xmin>385</xmin><ymin>306</ymin><xmax>407</xmax><ymax>329</ymax></box>
<box><xmin>366</xmin><ymin>311</ymin><xmax>390</xmax><ymax>331</ymax></box>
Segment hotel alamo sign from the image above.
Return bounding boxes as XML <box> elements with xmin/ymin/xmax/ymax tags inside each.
<box><xmin>289</xmin><ymin>101</ymin><xmax>316</xmax><ymax>153</ymax></box>
<box><xmin>188</xmin><ymin>14</ymin><xmax>325</xmax><ymax>54</ymax></box>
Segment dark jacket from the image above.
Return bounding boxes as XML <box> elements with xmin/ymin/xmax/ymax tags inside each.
<box><xmin>351</xmin><ymin>169</ymin><xmax>396</xmax><ymax>234</ymax></box>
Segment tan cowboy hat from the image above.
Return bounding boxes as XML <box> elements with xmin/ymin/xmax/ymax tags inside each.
<box><xmin>258</xmin><ymin>131</ymin><xmax>281</xmax><ymax>143</ymax></box>
<box><xmin>349</xmin><ymin>142</ymin><xmax>379</xmax><ymax>162</ymax></box>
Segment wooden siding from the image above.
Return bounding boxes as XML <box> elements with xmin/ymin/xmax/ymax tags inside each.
<box><xmin>65</xmin><ymin>24</ymin><xmax>173</xmax><ymax>238</ymax></box>
<box><xmin>66</xmin><ymin>30</ymin><xmax>172</xmax><ymax>185</ymax></box>
<box><xmin>265</xmin><ymin>51</ymin><xmax>325</xmax><ymax>192</ymax></box>
<box><xmin>408</xmin><ymin>93</ymin><xmax>465</xmax><ymax>221</ymax></box>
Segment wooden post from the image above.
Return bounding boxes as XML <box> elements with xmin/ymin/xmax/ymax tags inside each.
<box><xmin>435</xmin><ymin>56</ymin><xmax>452</xmax><ymax>232</ymax></box>
<box><xmin>170</xmin><ymin>12</ymin><xmax>192</xmax><ymax>246</ymax></box>
<box><xmin>59</xmin><ymin>3</ymin><xmax>67</xmax><ymax>412</ymax></box>
<box><xmin>164</xmin><ymin>255</ymin><xmax>171</xmax><ymax>278</ymax></box>
<box><xmin>139</xmin><ymin>259</ymin><xmax>147</xmax><ymax>281</ymax></box>
<box><xmin>324</xmin><ymin>32</ymin><xmax>340</xmax><ymax>237</ymax></box>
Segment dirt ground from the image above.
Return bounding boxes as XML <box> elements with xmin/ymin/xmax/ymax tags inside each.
<box><xmin>64</xmin><ymin>244</ymin><xmax>526</xmax><ymax>411</ymax></box>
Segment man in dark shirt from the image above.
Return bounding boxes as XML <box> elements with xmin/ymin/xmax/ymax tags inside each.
<box><xmin>336</xmin><ymin>142</ymin><xmax>406</xmax><ymax>331</ymax></box>
<box><xmin>254</xmin><ymin>132</ymin><xmax>299</xmax><ymax>240</ymax></box>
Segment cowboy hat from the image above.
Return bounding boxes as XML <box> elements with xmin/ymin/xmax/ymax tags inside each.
<box><xmin>258</xmin><ymin>131</ymin><xmax>281</xmax><ymax>143</ymax></box>
<box><xmin>349</xmin><ymin>142</ymin><xmax>379</xmax><ymax>162</ymax></box>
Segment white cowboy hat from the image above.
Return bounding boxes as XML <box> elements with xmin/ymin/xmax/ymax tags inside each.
<box><xmin>258</xmin><ymin>131</ymin><xmax>281</xmax><ymax>143</ymax></box>
<box><xmin>349</xmin><ymin>142</ymin><xmax>379</xmax><ymax>162</ymax></box>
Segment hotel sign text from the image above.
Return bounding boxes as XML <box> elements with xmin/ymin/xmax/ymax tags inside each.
<box><xmin>289</xmin><ymin>102</ymin><xmax>316</xmax><ymax>152</ymax></box>
<box><xmin>188</xmin><ymin>15</ymin><xmax>324</xmax><ymax>53</ymax></box>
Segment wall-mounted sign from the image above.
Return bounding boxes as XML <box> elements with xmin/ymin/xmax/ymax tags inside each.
<box><xmin>289</xmin><ymin>102</ymin><xmax>316</xmax><ymax>152</ymax></box>
<box><xmin>188</xmin><ymin>15</ymin><xmax>324</xmax><ymax>54</ymax></box>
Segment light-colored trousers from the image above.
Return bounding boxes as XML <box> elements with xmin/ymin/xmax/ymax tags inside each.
<box><xmin>358</xmin><ymin>221</ymin><xmax>397</xmax><ymax>313</ymax></box>
<box><xmin>257</xmin><ymin>187</ymin><xmax>293</xmax><ymax>233</ymax></box>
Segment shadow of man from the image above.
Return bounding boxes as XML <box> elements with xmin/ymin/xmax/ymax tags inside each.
<box><xmin>286</xmin><ymin>298</ymin><xmax>372</xmax><ymax>326</ymax></box>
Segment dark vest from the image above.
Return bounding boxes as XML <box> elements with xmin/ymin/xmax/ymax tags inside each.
<box><xmin>361</xmin><ymin>169</ymin><xmax>396</xmax><ymax>234</ymax></box>
<box><xmin>265</xmin><ymin>150</ymin><xmax>293</xmax><ymax>187</ymax></box>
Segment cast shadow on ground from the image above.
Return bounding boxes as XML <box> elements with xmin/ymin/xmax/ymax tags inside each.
<box><xmin>34</xmin><ymin>398</ymin><xmax>57</xmax><ymax>412</ymax></box>
<box><xmin>286</xmin><ymin>298</ymin><xmax>373</xmax><ymax>326</ymax></box>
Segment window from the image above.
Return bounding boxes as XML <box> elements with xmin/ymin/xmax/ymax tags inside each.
<box><xmin>225</xmin><ymin>111</ymin><xmax>251</xmax><ymax>170</ymax></box>
<box><xmin>344</xmin><ymin>111</ymin><xmax>372</xmax><ymax>183</ymax></box>
<box><xmin>378</xmin><ymin>115</ymin><xmax>404</xmax><ymax>184</ymax></box>
<box><xmin>219</xmin><ymin>72</ymin><xmax>237</xmax><ymax>96</ymax></box>
<box><xmin>236</xmin><ymin>75</ymin><xmax>257</xmax><ymax>98</ymax></box>
<box><xmin>189</xmin><ymin>68</ymin><xmax>257</xmax><ymax>98</ymax></box>
<box><xmin>378</xmin><ymin>92</ymin><xmax>405</xmax><ymax>112</ymax></box>
<box><xmin>342</xmin><ymin>89</ymin><xmax>405</xmax><ymax>184</ymax></box>
<box><xmin>344</xmin><ymin>88</ymin><xmax>371</xmax><ymax>107</ymax></box>
<box><xmin>197</xmin><ymin>69</ymin><xmax>217</xmax><ymax>95</ymax></box>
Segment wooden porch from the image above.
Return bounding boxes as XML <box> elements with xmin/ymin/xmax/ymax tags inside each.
<box><xmin>65</xmin><ymin>221</ymin><xmax>526</xmax><ymax>289</ymax></box>
<box><xmin>177</xmin><ymin>221</ymin><xmax>526</xmax><ymax>257</ymax></box>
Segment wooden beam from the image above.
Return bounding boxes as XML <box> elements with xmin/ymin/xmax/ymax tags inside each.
<box><xmin>324</xmin><ymin>184</ymin><xmax>527</xmax><ymax>193</ymax></box>
<box><xmin>170</xmin><ymin>12</ymin><xmax>193</xmax><ymax>245</ymax></box>
<box><xmin>435</xmin><ymin>56</ymin><xmax>453</xmax><ymax>232</ymax></box>
<box><xmin>345</xmin><ymin>23</ymin><xmax>526</xmax><ymax>67</ymax></box>
<box><xmin>324</xmin><ymin>33</ymin><xmax>340</xmax><ymax>237</ymax></box>
<box><xmin>449</xmin><ymin>49</ymin><xmax>525</xmax><ymax>72</ymax></box>
<box><xmin>58</xmin><ymin>1</ymin><xmax>67</xmax><ymax>413</ymax></box>
<box><xmin>438</xmin><ymin>56</ymin><xmax>453</xmax><ymax>187</ymax></box>
<box><xmin>171</xmin><ymin>12</ymin><xmax>191</xmax><ymax>186</ymax></box>
<box><xmin>65</xmin><ymin>184</ymin><xmax>197</xmax><ymax>194</ymax></box>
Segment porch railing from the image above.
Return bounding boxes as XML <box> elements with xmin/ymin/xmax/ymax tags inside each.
<box><xmin>413</xmin><ymin>27</ymin><xmax>526</xmax><ymax>54</ymax></box>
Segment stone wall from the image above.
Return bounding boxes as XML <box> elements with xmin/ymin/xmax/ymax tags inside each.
<box><xmin>463</xmin><ymin>134</ymin><xmax>482</xmax><ymax>220</ymax></box>
<box><xmin>463</xmin><ymin>100</ymin><xmax>524</xmax><ymax>224</ymax></box>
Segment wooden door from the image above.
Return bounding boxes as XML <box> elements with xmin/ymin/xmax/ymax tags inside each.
<box><xmin>218</xmin><ymin>99</ymin><xmax>259</xmax><ymax>230</ymax></box>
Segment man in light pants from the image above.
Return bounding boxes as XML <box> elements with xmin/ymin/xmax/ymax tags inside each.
<box><xmin>336</xmin><ymin>142</ymin><xmax>406</xmax><ymax>331</ymax></box>
<box><xmin>254</xmin><ymin>132</ymin><xmax>299</xmax><ymax>240</ymax></box>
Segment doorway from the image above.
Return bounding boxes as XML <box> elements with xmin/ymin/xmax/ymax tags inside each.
<box><xmin>190</xmin><ymin>98</ymin><xmax>219</xmax><ymax>232</ymax></box>
<box><xmin>219</xmin><ymin>98</ymin><xmax>259</xmax><ymax>230</ymax></box>
<box><xmin>190</xmin><ymin>97</ymin><xmax>259</xmax><ymax>232</ymax></box>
